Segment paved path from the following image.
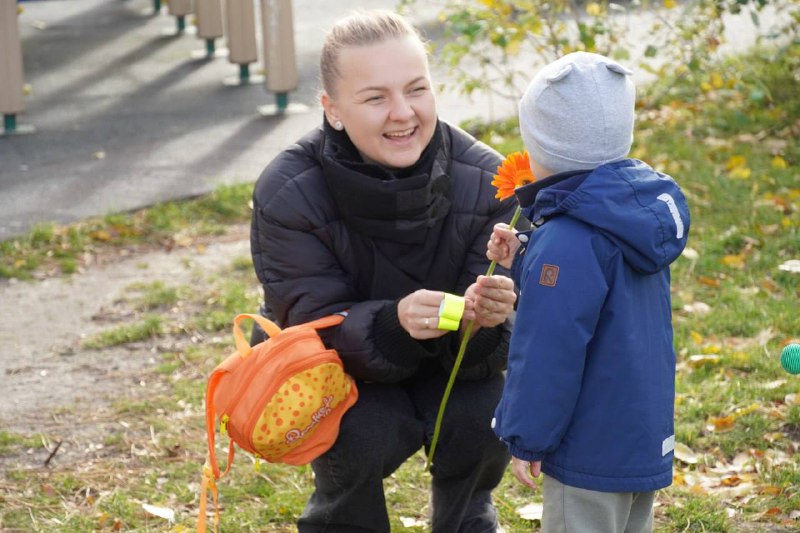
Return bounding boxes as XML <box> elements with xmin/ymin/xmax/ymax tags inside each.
<box><xmin>0</xmin><ymin>0</ymin><xmax>774</xmax><ymax>239</ymax></box>
<box><xmin>0</xmin><ymin>0</ymin><xmax>515</xmax><ymax>239</ymax></box>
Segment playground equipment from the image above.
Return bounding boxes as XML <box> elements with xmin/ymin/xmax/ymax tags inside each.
<box><xmin>0</xmin><ymin>1</ymin><xmax>31</xmax><ymax>135</ymax></box>
<box><xmin>195</xmin><ymin>0</ymin><xmax>224</xmax><ymax>57</ymax></box>
<box><xmin>168</xmin><ymin>0</ymin><xmax>193</xmax><ymax>34</ymax></box>
<box><xmin>224</xmin><ymin>0</ymin><xmax>263</xmax><ymax>85</ymax></box>
<box><xmin>258</xmin><ymin>0</ymin><xmax>306</xmax><ymax>115</ymax></box>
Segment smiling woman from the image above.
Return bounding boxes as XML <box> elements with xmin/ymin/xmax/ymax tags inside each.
<box><xmin>249</xmin><ymin>9</ymin><xmax>524</xmax><ymax>533</ymax></box>
<box><xmin>320</xmin><ymin>34</ymin><xmax>436</xmax><ymax>169</ymax></box>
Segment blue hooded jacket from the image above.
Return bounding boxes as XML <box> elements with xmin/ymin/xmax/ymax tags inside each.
<box><xmin>492</xmin><ymin>158</ymin><xmax>690</xmax><ymax>492</ymax></box>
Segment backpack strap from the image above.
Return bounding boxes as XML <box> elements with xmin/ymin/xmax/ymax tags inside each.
<box><xmin>302</xmin><ymin>313</ymin><xmax>346</xmax><ymax>331</ymax></box>
<box><xmin>198</xmin><ymin>461</ymin><xmax>219</xmax><ymax>533</ymax></box>
<box><xmin>232</xmin><ymin>314</ymin><xmax>281</xmax><ymax>356</ymax></box>
<box><xmin>200</xmin><ymin>369</ymin><xmax>233</xmax><ymax>533</ymax></box>
<box><xmin>205</xmin><ymin>369</ymin><xmax>237</xmax><ymax>480</ymax></box>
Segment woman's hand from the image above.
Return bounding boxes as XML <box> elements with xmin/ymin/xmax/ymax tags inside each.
<box><xmin>511</xmin><ymin>456</ymin><xmax>541</xmax><ymax>490</ymax></box>
<box><xmin>463</xmin><ymin>275</ymin><xmax>516</xmax><ymax>329</ymax></box>
<box><xmin>487</xmin><ymin>223</ymin><xmax>521</xmax><ymax>270</ymax></box>
<box><xmin>397</xmin><ymin>290</ymin><xmax>451</xmax><ymax>340</ymax></box>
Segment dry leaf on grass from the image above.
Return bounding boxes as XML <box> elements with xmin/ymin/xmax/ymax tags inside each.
<box><xmin>399</xmin><ymin>516</ymin><xmax>427</xmax><ymax>527</ymax></box>
<box><xmin>141</xmin><ymin>503</ymin><xmax>175</xmax><ymax>522</ymax></box>
<box><xmin>517</xmin><ymin>502</ymin><xmax>544</xmax><ymax>521</ymax></box>
<box><xmin>674</xmin><ymin>442</ymin><xmax>699</xmax><ymax>464</ymax></box>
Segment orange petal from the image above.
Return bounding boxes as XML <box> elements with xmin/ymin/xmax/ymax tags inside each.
<box><xmin>491</xmin><ymin>151</ymin><xmax>537</xmax><ymax>201</ymax></box>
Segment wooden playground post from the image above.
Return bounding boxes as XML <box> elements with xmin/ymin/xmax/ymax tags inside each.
<box><xmin>168</xmin><ymin>0</ymin><xmax>193</xmax><ymax>33</ymax></box>
<box><xmin>0</xmin><ymin>2</ymin><xmax>26</xmax><ymax>134</ymax></box>
<box><xmin>195</xmin><ymin>0</ymin><xmax>224</xmax><ymax>57</ymax></box>
<box><xmin>224</xmin><ymin>0</ymin><xmax>260</xmax><ymax>84</ymax></box>
<box><xmin>257</xmin><ymin>0</ymin><xmax>306</xmax><ymax>115</ymax></box>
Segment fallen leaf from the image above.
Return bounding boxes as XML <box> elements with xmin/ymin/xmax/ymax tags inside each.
<box><xmin>690</xmin><ymin>484</ymin><xmax>708</xmax><ymax>495</ymax></box>
<box><xmin>722</xmin><ymin>254</ymin><xmax>746</xmax><ymax>268</ymax></box>
<box><xmin>763</xmin><ymin>380</ymin><xmax>787</xmax><ymax>390</ymax></box>
<box><xmin>785</xmin><ymin>393</ymin><xmax>800</xmax><ymax>405</ymax></box>
<box><xmin>682</xmin><ymin>247</ymin><xmax>699</xmax><ymax>261</ymax></box>
<box><xmin>729</xmin><ymin>166</ymin><xmax>752</xmax><ymax>179</ymax></box>
<box><xmin>141</xmin><ymin>503</ymin><xmax>175</xmax><ymax>522</ymax></box>
<box><xmin>90</xmin><ymin>230</ymin><xmax>113</xmax><ymax>242</ymax></box>
<box><xmin>716</xmin><ymin>481</ymin><xmax>755</xmax><ymax>498</ymax></box>
<box><xmin>697</xmin><ymin>275</ymin><xmax>720</xmax><ymax>287</ymax></box>
<box><xmin>674</xmin><ymin>442</ymin><xmax>699</xmax><ymax>464</ymax></box>
<box><xmin>517</xmin><ymin>502</ymin><xmax>544</xmax><ymax>521</ymax></box>
<box><xmin>683</xmin><ymin>302</ymin><xmax>712</xmax><ymax>314</ymax></box>
<box><xmin>771</xmin><ymin>156</ymin><xmax>788</xmax><ymax>169</ymax></box>
<box><xmin>688</xmin><ymin>354</ymin><xmax>721</xmax><ymax>369</ymax></box>
<box><xmin>778</xmin><ymin>260</ymin><xmax>800</xmax><ymax>273</ymax></box>
<box><xmin>760</xmin><ymin>485</ymin><xmax>783</xmax><ymax>496</ymax></box>
<box><xmin>761</xmin><ymin>278</ymin><xmax>781</xmax><ymax>294</ymax></box>
<box><xmin>726</xmin><ymin>156</ymin><xmax>747</xmax><ymax>169</ymax></box>
<box><xmin>399</xmin><ymin>516</ymin><xmax>427</xmax><ymax>527</ymax></box>
<box><xmin>720</xmin><ymin>475</ymin><xmax>742</xmax><ymax>487</ymax></box>
<box><xmin>709</xmin><ymin>415</ymin><xmax>736</xmax><ymax>432</ymax></box>
<box><xmin>709</xmin><ymin>403</ymin><xmax>760</xmax><ymax>431</ymax></box>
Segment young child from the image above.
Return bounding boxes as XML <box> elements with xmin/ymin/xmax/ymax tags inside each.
<box><xmin>488</xmin><ymin>52</ymin><xmax>690</xmax><ymax>532</ymax></box>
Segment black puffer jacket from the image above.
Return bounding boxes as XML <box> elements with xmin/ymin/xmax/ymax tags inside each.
<box><xmin>250</xmin><ymin>121</ymin><xmax>518</xmax><ymax>384</ymax></box>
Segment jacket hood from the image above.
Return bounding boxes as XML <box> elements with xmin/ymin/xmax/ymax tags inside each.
<box><xmin>519</xmin><ymin>159</ymin><xmax>690</xmax><ymax>274</ymax></box>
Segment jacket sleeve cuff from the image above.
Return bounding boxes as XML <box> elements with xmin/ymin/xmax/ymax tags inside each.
<box><xmin>506</xmin><ymin>442</ymin><xmax>545</xmax><ymax>462</ymax></box>
<box><xmin>373</xmin><ymin>302</ymin><xmax>440</xmax><ymax>368</ymax></box>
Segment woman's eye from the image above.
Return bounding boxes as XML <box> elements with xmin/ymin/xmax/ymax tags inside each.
<box><xmin>365</xmin><ymin>95</ymin><xmax>384</xmax><ymax>103</ymax></box>
<box><xmin>411</xmin><ymin>86</ymin><xmax>427</xmax><ymax>94</ymax></box>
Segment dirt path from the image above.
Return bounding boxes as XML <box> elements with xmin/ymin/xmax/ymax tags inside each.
<box><xmin>0</xmin><ymin>233</ymin><xmax>250</xmax><ymax>467</ymax></box>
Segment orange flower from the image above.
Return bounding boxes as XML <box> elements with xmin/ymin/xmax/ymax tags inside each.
<box><xmin>491</xmin><ymin>151</ymin><xmax>536</xmax><ymax>200</ymax></box>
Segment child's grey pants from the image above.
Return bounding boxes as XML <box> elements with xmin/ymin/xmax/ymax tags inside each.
<box><xmin>542</xmin><ymin>475</ymin><xmax>655</xmax><ymax>533</ymax></box>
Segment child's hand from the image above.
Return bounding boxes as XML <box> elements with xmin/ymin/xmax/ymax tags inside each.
<box><xmin>511</xmin><ymin>456</ymin><xmax>541</xmax><ymax>490</ymax></box>
<box><xmin>487</xmin><ymin>223</ymin><xmax>521</xmax><ymax>270</ymax></box>
<box><xmin>463</xmin><ymin>275</ymin><xmax>516</xmax><ymax>328</ymax></box>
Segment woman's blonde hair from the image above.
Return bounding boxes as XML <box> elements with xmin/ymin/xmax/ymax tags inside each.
<box><xmin>320</xmin><ymin>10</ymin><xmax>426</xmax><ymax>95</ymax></box>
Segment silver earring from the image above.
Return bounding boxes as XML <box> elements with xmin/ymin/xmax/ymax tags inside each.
<box><xmin>334</xmin><ymin>120</ymin><xmax>343</xmax><ymax>131</ymax></box>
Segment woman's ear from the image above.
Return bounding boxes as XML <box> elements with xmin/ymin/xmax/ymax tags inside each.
<box><xmin>321</xmin><ymin>92</ymin><xmax>339</xmax><ymax>129</ymax></box>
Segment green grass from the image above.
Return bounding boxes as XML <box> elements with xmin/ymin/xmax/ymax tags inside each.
<box><xmin>0</xmin><ymin>183</ymin><xmax>253</xmax><ymax>280</ymax></box>
<box><xmin>1</xmin><ymin>44</ymin><xmax>799</xmax><ymax>532</ymax></box>
<box><xmin>0</xmin><ymin>431</ymin><xmax>44</xmax><ymax>456</ymax></box>
<box><xmin>82</xmin><ymin>314</ymin><xmax>164</xmax><ymax>349</ymax></box>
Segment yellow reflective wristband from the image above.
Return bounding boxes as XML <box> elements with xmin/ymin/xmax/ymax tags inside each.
<box><xmin>437</xmin><ymin>293</ymin><xmax>465</xmax><ymax>330</ymax></box>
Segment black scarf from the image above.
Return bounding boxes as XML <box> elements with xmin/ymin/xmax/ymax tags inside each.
<box><xmin>321</xmin><ymin>119</ymin><xmax>451</xmax><ymax>246</ymax></box>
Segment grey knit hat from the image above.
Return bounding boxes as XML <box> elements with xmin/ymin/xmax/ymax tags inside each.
<box><xmin>519</xmin><ymin>52</ymin><xmax>636</xmax><ymax>175</ymax></box>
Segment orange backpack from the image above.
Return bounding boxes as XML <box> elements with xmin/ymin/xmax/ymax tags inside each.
<box><xmin>199</xmin><ymin>313</ymin><xmax>358</xmax><ymax>532</ymax></box>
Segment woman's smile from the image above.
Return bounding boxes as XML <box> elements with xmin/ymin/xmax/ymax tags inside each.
<box><xmin>384</xmin><ymin>126</ymin><xmax>418</xmax><ymax>141</ymax></box>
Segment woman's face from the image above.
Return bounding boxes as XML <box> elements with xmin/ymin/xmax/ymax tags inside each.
<box><xmin>322</xmin><ymin>36</ymin><xmax>437</xmax><ymax>170</ymax></box>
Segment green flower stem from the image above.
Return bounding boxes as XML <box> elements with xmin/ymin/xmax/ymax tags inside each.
<box><xmin>426</xmin><ymin>204</ymin><xmax>522</xmax><ymax>471</ymax></box>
